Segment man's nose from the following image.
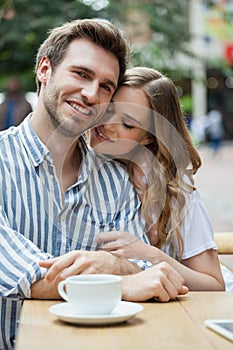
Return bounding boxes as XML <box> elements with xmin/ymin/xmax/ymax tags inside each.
<box><xmin>81</xmin><ymin>81</ymin><xmax>99</xmax><ymax>105</ymax></box>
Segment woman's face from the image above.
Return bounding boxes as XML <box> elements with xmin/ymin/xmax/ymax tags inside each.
<box><xmin>89</xmin><ymin>86</ymin><xmax>152</xmax><ymax>157</ymax></box>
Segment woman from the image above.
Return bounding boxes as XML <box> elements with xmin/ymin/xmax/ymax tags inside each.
<box><xmin>90</xmin><ymin>66</ymin><xmax>225</xmax><ymax>291</ymax></box>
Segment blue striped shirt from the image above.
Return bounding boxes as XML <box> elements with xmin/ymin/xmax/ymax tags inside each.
<box><xmin>0</xmin><ymin>116</ymin><xmax>149</xmax><ymax>350</ymax></box>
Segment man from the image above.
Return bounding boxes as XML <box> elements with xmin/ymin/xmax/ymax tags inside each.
<box><xmin>0</xmin><ymin>77</ymin><xmax>32</xmax><ymax>130</ymax></box>
<box><xmin>0</xmin><ymin>18</ymin><xmax>187</xmax><ymax>350</ymax></box>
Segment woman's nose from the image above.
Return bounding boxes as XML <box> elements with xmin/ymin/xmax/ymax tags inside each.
<box><xmin>104</xmin><ymin>114</ymin><xmax>120</xmax><ymax>130</ymax></box>
<box><xmin>102</xmin><ymin>121</ymin><xmax>117</xmax><ymax>132</ymax></box>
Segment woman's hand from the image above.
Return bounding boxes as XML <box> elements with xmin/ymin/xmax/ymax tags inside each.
<box><xmin>96</xmin><ymin>231</ymin><xmax>152</xmax><ymax>260</ymax></box>
<box><xmin>122</xmin><ymin>262</ymin><xmax>189</xmax><ymax>302</ymax></box>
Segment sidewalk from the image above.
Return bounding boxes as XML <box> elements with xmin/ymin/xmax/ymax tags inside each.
<box><xmin>195</xmin><ymin>141</ymin><xmax>233</xmax><ymax>232</ymax></box>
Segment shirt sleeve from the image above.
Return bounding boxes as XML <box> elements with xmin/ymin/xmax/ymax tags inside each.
<box><xmin>0</xmin><ymin>205</ymin><xmax>52</xmax><ymax>299</ymax></box>
<box><xmin>163</xmin><ymin>190</ymin><xmax>217</xmax><ymax>260</ymax></box>
<box><xmin>98</xmin><ymin>159</ymin><xmax>151</xmax><ymax>270</ymax></box>
<box><xmin>128</xmin><ymin>259</ymin><xmax>153</xmax><ymax>270</ymax></box>
<box><xmin>114</xmin><ymin>174</ymin><xmax>152</xmax><ymax>270</ymax></box>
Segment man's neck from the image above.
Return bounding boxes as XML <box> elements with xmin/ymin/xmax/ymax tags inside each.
<box><xmin>46</xmin><ymin>135</ymin><xmax>82</xmax><ymax>195</ymax></box>
<box><xmin>57</xmin><ymin>143</ymin><xmax>82</xmax><ymax>194</ymax></box>
<box><xmin>31</xmin><ymin>110</ymin><xmax>82</xmax><ymax>195</ymax></box>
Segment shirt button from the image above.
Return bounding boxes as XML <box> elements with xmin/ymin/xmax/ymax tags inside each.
<box><xmin>61</xmin><ymin>214</ymin><xmax>66</xmax><ymax>221</ymax></box>
<box><xmin>49</xmin><ymin>174</ymin><xmax>54</xmax><ymax>180</ymax></box>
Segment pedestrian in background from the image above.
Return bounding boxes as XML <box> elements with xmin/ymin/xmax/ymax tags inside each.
<box><xmin>0</xmin><ymin>77</ymin><xmax>32</xmax><ymax>130</ymax></box>
<box><xmin>205</xmin><ymin>107</ymin><xmax>224</xmax><ymax>155</ymax></box>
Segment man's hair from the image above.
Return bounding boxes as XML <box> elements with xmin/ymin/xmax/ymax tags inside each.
<box><xmin>35</xmin><ymin>18</ymin><xmax>130</xmax><ymax>92</ymax></box>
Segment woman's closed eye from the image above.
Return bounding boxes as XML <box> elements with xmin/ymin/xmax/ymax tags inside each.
<box><xmin>123</xmin><ymin>121</ymin><xmax>134</xmax><ymax>129</ymax></box>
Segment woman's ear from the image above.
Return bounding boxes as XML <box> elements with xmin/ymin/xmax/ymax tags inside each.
<box><xmin>141</xmin><ymin>134</ymin><xmax>153</xmax><ymax>146</ymax></box>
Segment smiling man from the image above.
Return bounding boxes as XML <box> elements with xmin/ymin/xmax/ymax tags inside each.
<box><xmin>0</xmin><ymin>18</ymin><xmax>143</xmax><ymax>350</ymax></box>
<box><xmin>0</xmin><ymin>19</ymin><xmax>189</xmax><ymax>350</ymax></box>
<box><xmin>31</xmin><ymin>36</ymin><xmax>121</xmax><ymax>194</ymax></box>
<box><xmin>34</xmin><ymin>39</ymin><xmax>119</xmax><ymax>140</ymax></box>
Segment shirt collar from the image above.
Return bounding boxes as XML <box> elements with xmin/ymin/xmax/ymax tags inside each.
<box><xmin>18</xmin><ymin>114</ymin><xmax>88</xmax><ymax>168</ymax></box>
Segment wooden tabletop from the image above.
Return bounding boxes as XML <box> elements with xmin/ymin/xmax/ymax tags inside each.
<box><xmin>15</xmin><ymin>292</ymin><xmax>233</xmax><ymax>350</ymax></box>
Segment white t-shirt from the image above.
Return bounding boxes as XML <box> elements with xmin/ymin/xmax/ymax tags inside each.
<box><xmin>160</xmin><ymin>190</ymin><xmax>233</xmax><ymax>291</ymax></box>
<box><xmin>161</xmin><ymin>190</ymin><xmax>217</xmax><ymax>260</ymax></box>
<box><xmin>133</xmin><ymin>150</ymin><xmax>233</xmax><ymax>291</ymax></box>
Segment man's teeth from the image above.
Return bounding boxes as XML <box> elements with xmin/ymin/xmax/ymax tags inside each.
<box><xmin>70</xmin><ymin>102</ymin><xmax>90</xmax><ymax>115</ymax></box>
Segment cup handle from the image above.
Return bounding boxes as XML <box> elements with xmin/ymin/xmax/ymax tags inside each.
<box><xmin>58</xmin><ymin>280</ymin><xmax>69</xmax><ymax>301</ymax></box>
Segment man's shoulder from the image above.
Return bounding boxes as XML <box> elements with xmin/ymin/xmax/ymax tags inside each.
<box><xmin>0</xmin><ymin>126</ymin><xmax>18</xmax><ymax>142</ymax></box>
<box><xmin>0</xmin><ymin>121</ymin><xmax>27</xmax><ymax>161</ymax></box>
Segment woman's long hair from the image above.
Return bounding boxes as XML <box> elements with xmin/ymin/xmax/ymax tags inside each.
<box><xmin>122</xmin><ymin>67</ymin><xmax>201</xmax><ymax>259</ymax></box>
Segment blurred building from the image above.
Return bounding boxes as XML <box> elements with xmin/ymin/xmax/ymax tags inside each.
<box><xmin>126</xmin><ymin>0</ymin><xmax>233</xmax><ymax>139</ymax></box>
<box><xmin>188</xmin><ymin>0</ymin><xmax>233</xmax><ymax>139</ymax></box>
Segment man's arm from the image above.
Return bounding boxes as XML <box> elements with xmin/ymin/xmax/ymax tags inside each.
<box><xmin>33</xmin><ymin>250</ymin><xmax>142</xmax><ymax>299</ymax></box>
<box><xmin>0</xmin><ymin>205</ymin><xmax>52</xmax><ymax>299</ymax></box>
<box><xmin>31</xmin><ymin>278</ymin><xmax>60</xmax><ymax>299</ymax></box>
<box><xmin>38</xmin><ymin>250</ymin><xmax>141</xmax><ymax>288</ymax></box>
<box><xmin>103</xmin><ymin>164</ymin><xmax>151</xmax><ymax>270</ymax></box>
<box><xmin>37</xmin><ymin>257</ymin><xmax>188</xmax><ymax>302</ymax></box>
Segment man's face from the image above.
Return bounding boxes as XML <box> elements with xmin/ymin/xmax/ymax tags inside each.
<box><xmin>38</xmin><ymin>38</ymin><xmax>120</xmax><ymax>137</ymax></box>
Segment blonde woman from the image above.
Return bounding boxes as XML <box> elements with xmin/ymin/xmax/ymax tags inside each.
<box><xmin>90</xmin><ymin>66</ymin><xmax>225</xmax><ymax>291</ymax></box>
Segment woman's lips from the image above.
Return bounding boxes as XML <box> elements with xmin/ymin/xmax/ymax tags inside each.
<box><xmin>95</xmin><ymin>127</ymin><xmax>112</xmax><ymax>142</ymax></box>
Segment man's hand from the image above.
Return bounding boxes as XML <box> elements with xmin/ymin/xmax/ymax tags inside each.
<box><xmin>38</xmin><ymin>250</ymin><xmax>141</xmax><ymax>285</ymax></box>
<box><xmin>31</xmin><ymin>277</ymin><xmax>61</xmax><ymax>299</ymax></box>
<box><xmin>122</xmin><ymin>262</ymin><xmax>189</xmax><ymax>302</ymax></box>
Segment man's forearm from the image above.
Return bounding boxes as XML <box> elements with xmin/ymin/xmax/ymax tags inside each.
<box><xmin>31</xmin><ymin>278</ymin><xmax>61</xmax><ymax>299</ymax></box>
<box><xmin>34</xmin><ymin>251</ymin><xmax>142</xmax><ymax>297</ymax></box>
<box><xmin>31</xmin><ymin>260</ymin><xmax>139</xmax><ymax>299</ymax></box>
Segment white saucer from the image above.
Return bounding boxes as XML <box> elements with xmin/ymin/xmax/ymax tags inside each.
<box><xmin>49</xmin><ymin>301</ymin><xmax>144</xmax><ymax>325</ymax></box>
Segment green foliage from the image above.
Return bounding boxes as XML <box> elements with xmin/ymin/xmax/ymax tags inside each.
<box><xmin>0</xmin><ymin>0</ymin><xmax>99</xmax><ymax>90</ymax></box>
<box><xmin>0</xmin><ymin>0</ymin><xmax>202</xmax><ymax>91</ymax></box>
<box><xmin>179</xmin><ymin>94</ymin><xmax>193</xmax><ymax>115</ymax></box>
<box><xmin>124</xmin><ymin>1</ymin><xmax>191</xmax><ymax>67</ymax></box>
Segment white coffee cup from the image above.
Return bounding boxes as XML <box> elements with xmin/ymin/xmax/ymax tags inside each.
<box><xmin>58</xmin><ymin>274</ymin><xmax>122</xmax><ymax>315</ymax></box>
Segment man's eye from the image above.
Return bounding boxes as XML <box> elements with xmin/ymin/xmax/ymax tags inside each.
<box><xmin>104</xmin><ymin>107</ymin><xmax>114</xmax><ymax>118</ymax></box>
<box><xmin>106</xmin><ymin>109</ymin><xmax>114</xmax><ymax>116</ymax></box>
<box><xmin>100</xmin><ymin>83</ymin><xmax>111</xmax><ymax>92</ymax></box>
<box><xmin>123</xmin><ymin>121</ymin><xmax>134</xmax><ymax>129</ymax></box>
<box><xmin>76</xmin><ymin>71</ymin><xmax>87</xmax><ymax>78</ymax></box>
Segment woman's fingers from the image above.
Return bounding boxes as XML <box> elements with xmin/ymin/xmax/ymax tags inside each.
<box><xmin>97</xmin><ymin>231</ymin><xmax>140</xmax><ymax>252</ymax></box>
<box><xmin>96</xmin><ymin>231</ymin><xmax>120</xmax><ymax>244</ymax></box>
<box><xmin>122</xmin><ymin>263</ymin><xmax>188</xmax><ymax>302</ymax></box>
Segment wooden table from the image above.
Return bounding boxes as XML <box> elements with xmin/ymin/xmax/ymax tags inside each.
<box><xmin>15</xmin><ymin>292</ymin><xmax>233</xmax><ymax>350</ymax></box>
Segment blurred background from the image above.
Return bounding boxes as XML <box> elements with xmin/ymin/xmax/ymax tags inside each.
<box><xmin>0</xmin><ymin>0</ymin><xmax>233</xmax><ymax>232</ymax></box>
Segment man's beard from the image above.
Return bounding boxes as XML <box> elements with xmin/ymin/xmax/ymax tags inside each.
<box><xmin>43</xmin><ymin>87</ymin><xmax>83</xmax><ymax>139</ymax></box>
